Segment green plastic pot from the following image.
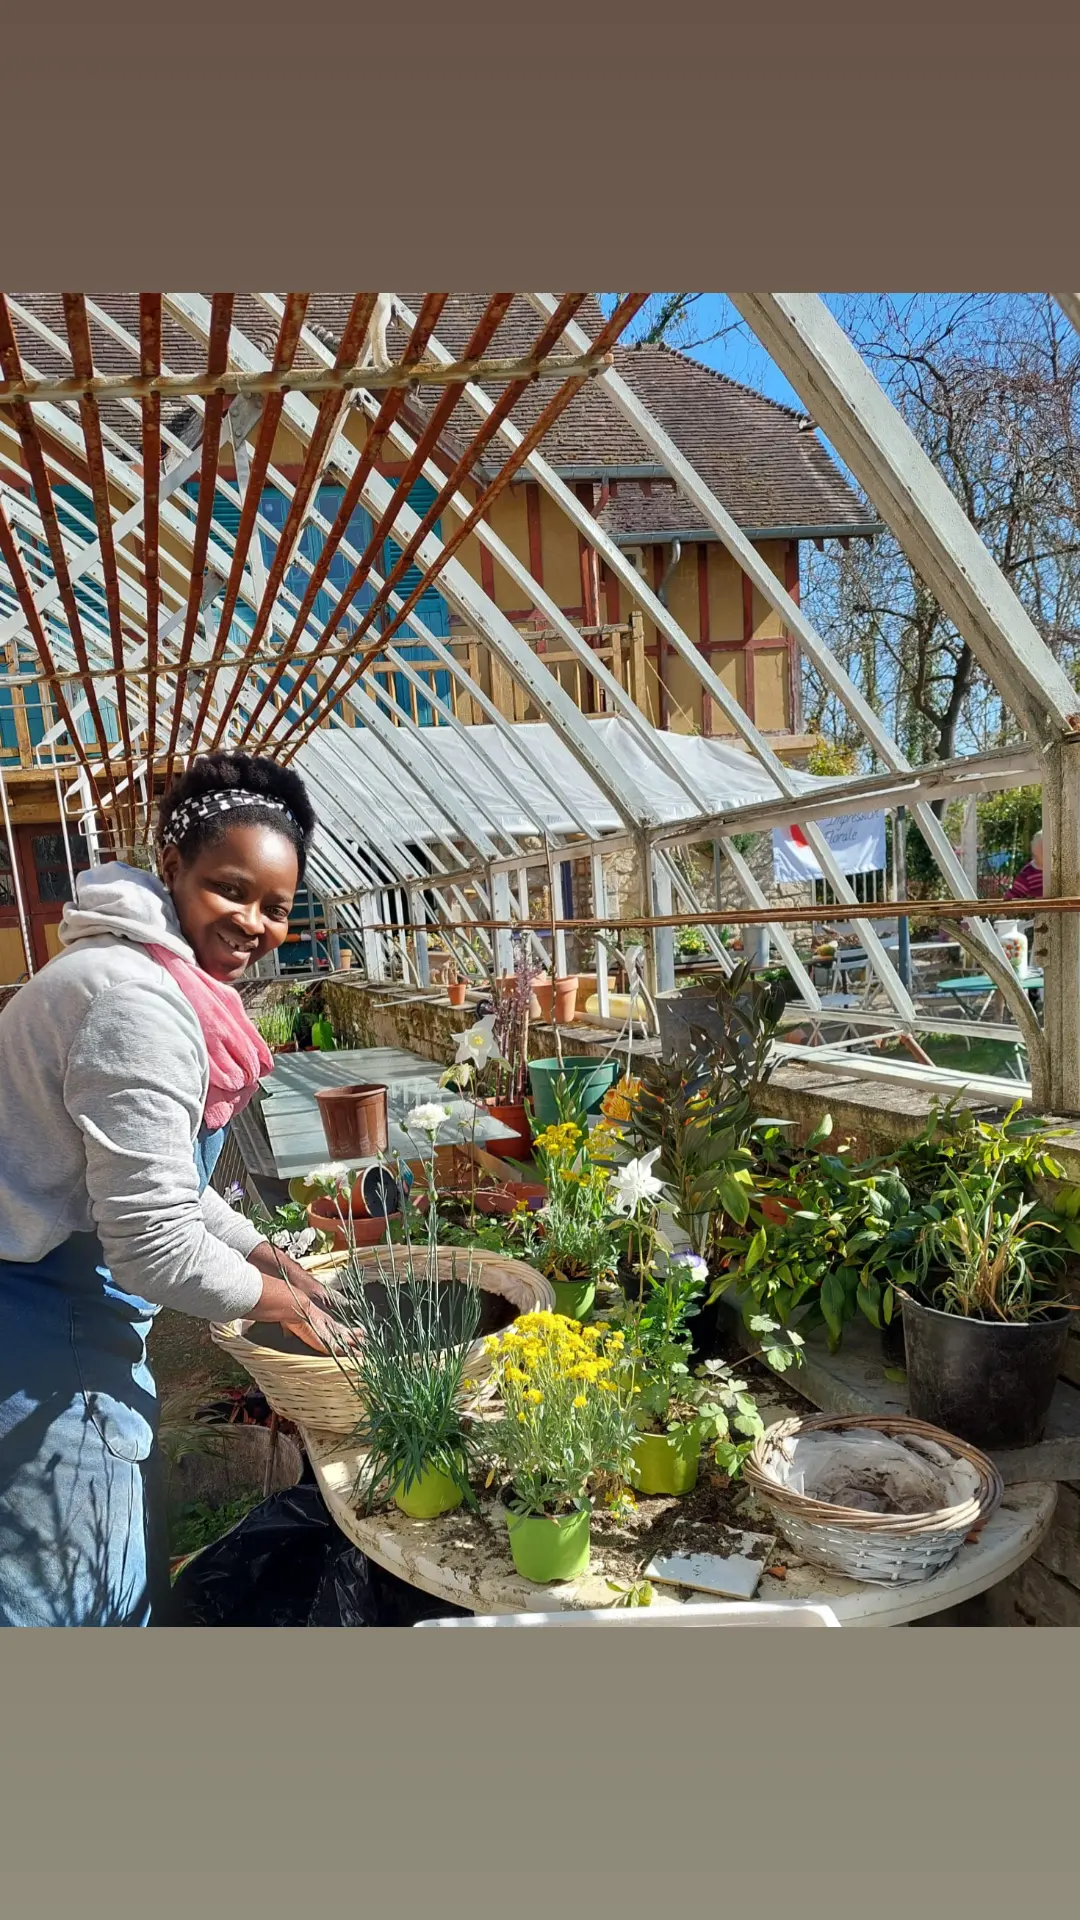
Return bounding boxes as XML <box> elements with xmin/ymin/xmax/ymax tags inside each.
<box><xmin>393</xmin><ymin>1461</ymin><xmax>465</xmax><ymax>1520</ymax></box>
<box><xmin>527</xmin><ymin>1057</ymin><xmax>620</xmax><ymax>1128</ymax></box>
<box><xmin>629</xmin><ymin>1422</ymin><xmax>702</xmax><ymax>1496</ymax></box>
<box><xmin>549</xmin><ymin>1276</ymin><xmax>596</xmax><ymax>1322</ymax></box>
<box><xmin>311</xmin><ymin>1017</ymin><xmax>337</xmax><ymax>1051</ymax></box>
<box><xmin>506</xmin><ymin>1506</ymin><xmax>591</xmax><ymax>1583</ymax></box>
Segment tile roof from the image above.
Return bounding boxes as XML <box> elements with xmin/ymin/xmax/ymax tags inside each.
<box><xmin>4</xmin><ymin>293</ymin><xmax>878</xmax><ymax>538</ymax></box>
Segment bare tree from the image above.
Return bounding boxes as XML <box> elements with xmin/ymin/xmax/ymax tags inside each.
<box><xmin>802</xmin><ymin>294</ymin><xmax>1080</xmax><ymax>767</ymax></box>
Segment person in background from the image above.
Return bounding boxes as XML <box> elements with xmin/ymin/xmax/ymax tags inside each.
<box><xmin>1007</xmin><ymin>829</ymin><xmax>1043</xmax><ymax>902</ymax></box>
<box><xmin>0</xmin><ymin>752</ymin><xmax>341</xmax><ymax>1628</ymax></box>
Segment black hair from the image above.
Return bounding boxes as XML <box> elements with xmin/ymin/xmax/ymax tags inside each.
<box><xmin>157</xmin><ymin>752</ymin><xmax>316</xmax><ymax>883</ymax></box>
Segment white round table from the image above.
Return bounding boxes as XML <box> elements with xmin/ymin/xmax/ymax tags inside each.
<box><xmin>303</xmin><ymin>1428</ymin><xmax>1056</xmax><ymax>1628</ymax></box>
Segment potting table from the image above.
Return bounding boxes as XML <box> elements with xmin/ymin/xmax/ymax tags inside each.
<box><xmin>300</xmin><ymin>1418</ymin><xmax>1055</xmax><ymax>1628</ymax></box>
<box><xmin>242</xmin><ymin>1046</ymin><xmax>521</xmax><ymax>1182</ymax></box>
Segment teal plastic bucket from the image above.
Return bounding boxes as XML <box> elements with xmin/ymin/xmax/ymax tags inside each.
<box><xmin>527</xmin><ymin>1057</ymin><xmax>620</xmax><ymax>1128</ymax></box>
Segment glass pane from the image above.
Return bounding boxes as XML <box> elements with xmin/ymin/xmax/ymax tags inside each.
<box><xmin>32</xmin><ymin>834</ymin><xmax>88</xmax><ymax>903</ymax></box>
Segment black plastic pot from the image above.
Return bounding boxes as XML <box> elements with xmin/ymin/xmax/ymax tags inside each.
<box><xmin>900</xmin><ymin>1293</ymin><xmax>1070</xmax><ymax>1450</ymax></box>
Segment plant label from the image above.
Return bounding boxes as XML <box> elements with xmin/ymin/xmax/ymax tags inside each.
<box><xmin>645</xmin><ymin>1528</ymin><xmax>777</xmax><ymax>1602</ymax></box>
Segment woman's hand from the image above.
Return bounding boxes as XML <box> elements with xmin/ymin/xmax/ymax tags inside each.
<box><xmin>247</xmin><ymin>1240</ymin><xmax>349</xmax><ymax>1353</ymax></box>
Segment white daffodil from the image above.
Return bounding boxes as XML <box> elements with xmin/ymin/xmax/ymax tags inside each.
<box><xmin>406</xmin><ymin>1101</ymin><xmax>451</xmax><ymax>1136</ymax></box>
<box><xmin>608</xmin><ymin>1148</ymin><xmax>664</xmax><ymax>1217</ymax></box>
<box><xmin>454</xmin><ymin>1015</ymin><xmax>502</xmax><ymax>1069</ymax></box>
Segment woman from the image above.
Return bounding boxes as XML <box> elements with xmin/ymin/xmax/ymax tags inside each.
<box><xmin>1007</xmin><ymin>829</ymin><xmax>1043</xmax><ymax>902</ymax></box>
<box><xmin>0</xmin><ymin>752</ymin><xmax>338</xmax><ymax>1627</ymax></box>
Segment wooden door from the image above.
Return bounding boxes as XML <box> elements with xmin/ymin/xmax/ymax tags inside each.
<box><xmin>14</xmin><ymin>826</ymin><xmax>91</xmax><ymax>971</ymax></box>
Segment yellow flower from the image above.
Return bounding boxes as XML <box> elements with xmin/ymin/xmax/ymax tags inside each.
<box><xmin>573</xmin><ymin>1395</ymin><xmax>587</xmax><ymax>1408</ymax></box>
<box><xmin>524</xmin><ymin>1388</ymin><xmax>543</xmax><ymax>1404</ymax></box>
<box><xmin>516</xmin><ymin>1411</ymin><xmax>527</xmax><ymax>1423</ymax></box>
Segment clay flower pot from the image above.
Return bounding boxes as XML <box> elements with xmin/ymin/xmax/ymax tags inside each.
<box><xmin>315</xmin><ymin>1082</ymin><xmax>389</xmax><ymax>1159</ymax></box>
<box><xmin>483</xmin><ymin>1100</ymin><xmax>531</xmax><ymax>1160</ymax></box>
<box><xmin>306</xmin><ymin>1197</ymin><xmax>399</xmax><ymax>1252</ymax></box>
<box><xmin>447</xmin><ymin>981</ymin><xmax>468</xmax><ymax>1008</ymax></box>
<box><xmin>553</xmin><ymin>976</ymin><xmax>579</xmax><ymax>1024</ymax></box>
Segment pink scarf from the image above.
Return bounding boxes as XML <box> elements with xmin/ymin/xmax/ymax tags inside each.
<box><xmin>147</xmin><ymin>945</ymin><xmax>274</xmax><ymax>1132</ymax></box>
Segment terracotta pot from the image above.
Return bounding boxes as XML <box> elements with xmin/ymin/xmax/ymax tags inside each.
<box><xmin>553</xmin><ymin>976</ymin><xmax>579</xmax><ymax>1024</ymax></box>
<box><xmin>484</xmin><ymin>1099</ymin><xmax>531</xmax><ymax>1160</ymax></box>
<box><xmin>498</xmin><ymin>975</ymin><xmax>544</xmax><ymax>1021</ymax></box>
<box><xmin>314</xmin><ymin>1082</ymin><xmax>389</xmax><ymax>1159</ymax></box>
<box><xmin>534</xmin><ymin>980</ymin><xmax>555</xmax><ymax>1023</ymax></box>
<box><xmin>307</xmin><ymin>1197</ymin><xmax>399</xmax><ymax>1252</ymax></box>
<box><xmin>447</xmin><ymin>981</ymin><xmax>468</xmax><ymax>1007</ymax></box>
<box><xmin>339</xmin><ymin>949</ymin><xmax>354</xmax><ymax>970</ymax></box>
<box><xmin>272</xmin><ymin>1040</ymin><xmax>300</xmax><ymax>1054</ymax></box>
<box><xmin>349</xmin><ymin>1163</ymin><xmax>407</xmax><ymax>1219</ymax></box>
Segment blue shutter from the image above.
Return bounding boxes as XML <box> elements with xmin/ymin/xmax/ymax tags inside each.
<box><xmin>382</xmin><ymin>476</ymin><xmax>452</xmax><ymax>724</ymax></box>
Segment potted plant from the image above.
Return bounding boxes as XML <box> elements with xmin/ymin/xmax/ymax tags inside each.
<box><xmin>518</xmin><ymin>1107</ymin><xmax>620</xmax><ymax>1319</ymax></box>
<box><xmin>447</xmin><ymin>976</ymin><xmax>469</xmax><ymax>1008</ymax></box>
<box><xmin>864</xmin><ymin>1105</ymin><xmax>1079</xmax><ymax>1450</ymax></box>
<box><xmin>483</xmin><ymin>1311</ymin><xmax>637</xmax><ymax>1581</ymax></box>
<box><xmin>627</xmin><ymin>966</ymin><xmax>786</xmax><ymax>1275</ymax></box>
<box><xmin>327</xmin><ymin>1237</ymin><xmax>483</xmax><ymax>1520</ymax></box>
<box><xmin>255</xmin><ymin>999</ymin><xmax>301</xmax><ymax>1054</ymax></box>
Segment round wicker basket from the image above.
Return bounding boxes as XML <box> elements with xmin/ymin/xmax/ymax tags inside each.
<box><xmin>210</xmin><ymin>1245</ymin><xmax>554</xmax><ymax>1436</ymax></box>
<box><xmin>742</xmin><ymin>1413</ymin><xmax>1004</xmax><ymax>1586</ymax></box>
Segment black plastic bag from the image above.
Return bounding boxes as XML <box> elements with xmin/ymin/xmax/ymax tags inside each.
<box><xmin>308</xmin><ymin>1541</ymin><xmax>471</xmax><ymax>1627</ymax></box>
<box><xmin>171</xmin><ymin>1482</ymin><xmax>471</xmax><ymax>1627</ymax></box>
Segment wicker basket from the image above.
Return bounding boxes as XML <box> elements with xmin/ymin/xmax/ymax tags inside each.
<box><xmin>742</xmin><ymin>1413</ymin><xmax>1004</xmax><ymax>1586</ymax></box>
<box><xmin>210</xmin><ymin>1245</ymin><xmax>554</xmax><ymax>1435</ymax></box>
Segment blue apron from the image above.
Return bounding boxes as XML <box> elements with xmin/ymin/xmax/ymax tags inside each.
<box><xmin>0</xmin><ymin>1127</ymin><xmax>226</xmax><ymax>1627</ymax></box>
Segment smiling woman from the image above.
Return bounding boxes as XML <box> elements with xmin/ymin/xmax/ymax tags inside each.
<box><xmin>0</xmin><ymin>752</ymin><xmax>339</xmax><ymax>1628</ymax></box>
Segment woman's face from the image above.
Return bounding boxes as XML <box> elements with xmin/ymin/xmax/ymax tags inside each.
<box><xmin>161</xmin><ymin>822</ymin><xmax>299</xmax><ymax>982</ymax></box>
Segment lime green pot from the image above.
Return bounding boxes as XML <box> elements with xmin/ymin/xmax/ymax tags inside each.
<box><xmin>550</xmin><ymin>1276</ymin><xmax>596</xmax><ymax>1322</ymax></box>
<box><xmin>393</xmin><ymin>1461</ymin><xmax>465</xmax><ymax>1520</ymax></box>
<box><xmin>506</xmin><ymin>1506</ymin><xmax>592</xmax><ymax>1583</ymax></box>
<box><xmin>629</xmin><ymin>1422</ymin><xmax>702</xmax><ymax>1496</ymax></box>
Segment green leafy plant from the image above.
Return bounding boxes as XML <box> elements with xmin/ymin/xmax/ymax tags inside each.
<box><xmin>859</xmin><ymin>1102</ymin><xmax>1077</xmax><ymax>1326</ymax></box>
<box><xmin>628</xmin><ymin>964</ymin><xmax>787</xmax><ymax>1264</ymax></box>
<box><xmin>255</xmin><ymin>1000</ymin><xmax>299</xmax><ymax>1049</ymax></box>
<box><xmin>169</xmin><ymin>1492</ymin><xmax>264</xmax><ymax>1561</ymax></box>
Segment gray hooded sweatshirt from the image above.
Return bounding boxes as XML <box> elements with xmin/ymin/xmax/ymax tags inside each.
<box><xmin>0</xmin><ymin>863</ymin><xmax>265</xmax><ymax>1319</ymax></box>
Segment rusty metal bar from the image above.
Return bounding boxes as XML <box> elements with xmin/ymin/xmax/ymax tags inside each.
<box><xmin>160</xmin><ymin>294</ymin><xmax>234</xmax><ymax>783</ymax></box>
<box><xmin>63</xmin><ymin>294</ymin><xmax>138</xmax><ymax>843</ymax></box>
<box><xmin>139</xmin><ymin>294</ymin><xmax>162</xmax><ymax>830</ymax></box>
<box><xmin>0</xmin><ymin>348</ymin><xmax>613</xmax><ymax>408</ymax></box>
<box><xmin>184</xmin><ymin>293</ymin><xmax>310</xmax><ymax>757</ymax></box>
<box><xmin>0</xmin><ymin>296</ymin><xmax>119</xmax><ymax>817</ymax></box>
<box><xmin>350</xmin><ymin>898</ymin><xmax>1073</xmax><ymax>932</ymax></box>
<box><xmin>204</xmin><ymin>293</ymin><xmax>383</xmax><ymax>751</ymax></box>
<box><xmin>269</xmin><ymin>293</ymin><xmax>648</xmax><ymax>760</ymax></box>
<box><xmin>0</xmin><ymin>492</ymin><xmax>102</xmax><ymax>797</ymax></box>
<box><xmin>229</xmin><ymin>294</ymin><xmax>451</xmax><ymax>750</ymax></box>
<box><xmin>236</xmin><ymin>294</ymin><xmax>518</xmax><ymax>747</ymax></box>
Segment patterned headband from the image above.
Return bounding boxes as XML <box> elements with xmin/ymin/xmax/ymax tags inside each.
<box><xmin>162</xmin><ymin>789</ymin><xmax>298</xmax><ymax>848</ymax></box>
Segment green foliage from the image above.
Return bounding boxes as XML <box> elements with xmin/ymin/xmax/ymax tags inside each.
<box><xmin>255</xmin><ymin>1000</ymin><xmax>299</xmax><ymax>1049</ymax></box>
<box><xmin>330</xmin><ymin>1240</ymin><xmax>483</xmax><ymax>1512</ymax></box>
<box><xmin>977</xmin><ymin>786</ymin><xmax>1042</xmax><ymax>859</ymax></box>
<box><xmin>169</xmin><ymin>1492</ymin><xmax>263</xmax><ymax>1561</ymax></box>
<box><xmin>628</xmin><ymin>964</ymin><xmax>787</xmax><ymax>1264</ymax></box>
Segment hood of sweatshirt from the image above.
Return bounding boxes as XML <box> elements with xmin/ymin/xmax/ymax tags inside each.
<box><xmin>58</xmin><ymin>863</ymin><xmax>195</xmax><ymax>962</ymax></box>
